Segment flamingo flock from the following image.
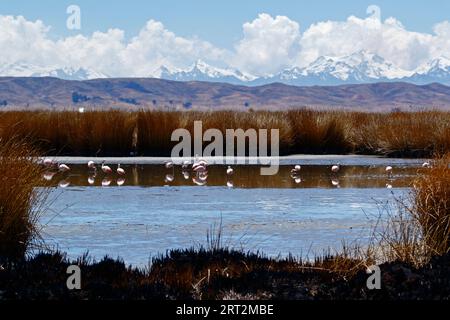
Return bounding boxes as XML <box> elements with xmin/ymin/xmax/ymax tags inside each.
<box><xmin>42</xmin><ymin>159</ymin><xmax>127</xmax><ymax>187</ymax></box>
<box><xmin>164</xmin><ymin>156</ymin><xmax>234</xmax><ymax>187</ymax></box>
<box><xmin>41</xmin><ymin>157</ymin><xmax>433</xmax><ymax>189</ymax></box>
<box><xmin>288</xmin><ymin>160</ymin><xmax>432</xmax><ymax>189</ymax></box>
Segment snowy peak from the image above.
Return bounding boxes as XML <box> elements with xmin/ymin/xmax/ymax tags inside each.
<box><xmin>0</xmin><ymin>62</ymin><xmax>108</xmax><ymax>80</ymax></box>
<box><xmin>415</xmin><ymin>57</ymin><xmax>450</xmax><ymax>75</ymax></box>
<box><xmin>160</xmin><ymin>59</ymin><xmax>256</xmax><ymax>83</ymax></box>
<box><xmin>1</xmin><ymin>52</ymin><xmax>449</xmax><ymax>86</ymax></box>
<box><xmin>301</xmin><ymin>50</ymin><xmax>411</xmax><ymax>81</ymax></box>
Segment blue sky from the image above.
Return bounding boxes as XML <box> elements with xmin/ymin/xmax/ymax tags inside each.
<box><xmin>0</xmin><ymin>0</ymin><xmax>448</xmax><ymax>48</ymax></box>
<box><xmin>0</xmin><ymin>0</ymin><xmax>448</xmax><ymax>77</ymax></box>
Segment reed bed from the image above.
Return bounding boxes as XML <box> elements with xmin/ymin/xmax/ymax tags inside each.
<box><xmin>0</xmin><ymin>139</ymin><xmax>48</xmax><ymax>260</ymax></box>
<box><xmin>370</xmin><ymin>153</ymin><xmax>450</xmax><ymax>267</ymax></box>
<box><xmin>0</xmin><ymin>110</ymin><xmax>449</xmax><ymax>157</ymax></box>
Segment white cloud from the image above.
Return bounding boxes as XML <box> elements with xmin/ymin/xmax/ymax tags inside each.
<box><xmin>295</xmin><ymin>15</ymin><xmax>450</xmax><ymax>70</ymax></box>
<box><xmin>231</xmin><ymin>13</ymin><xmax>301</xmax><ymax>76</ymax></box>
<box><xmin>121</xmin><ymin>20</ymin><xmax>227</xmax><ymax>76</ymax></box>
<box><xmin>0</xmin><ymin>13</ymin><xmax>449</xmax><ymax>78</ymax></box>
<box><xmin>0</xmin><ymin>15</ymin><xmax>57</xmax><ymax>65</ymax></box>
<box><xmin>0</xmin><ymin>15</ymin><xmax>227</xmax><ymax>77</ymax></box>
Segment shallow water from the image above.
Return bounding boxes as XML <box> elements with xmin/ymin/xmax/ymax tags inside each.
<box><xmin>40</xmin><ymin>187</ymin><xmax>407</xmax><ymax>267</ymax></box>
<box><xmin>42</xmin><ymin>163</ymin><xmax>419</xmax><ymax>188</ymax></box>
<box><xmin>37</xmin><ymin>161</ymin><xmax>418</xmax><ymax>267</ymax></box>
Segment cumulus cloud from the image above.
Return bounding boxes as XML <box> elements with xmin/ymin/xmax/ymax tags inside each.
<box><xmin>121</xmin><ymin>20</ymin><xmax>227</xmax><ymax>76</ymax></box>
<box><xmin>0</xmin><ymin>15</ymin><xmax>57</xmax><ymax>65</ymax></box>
<box><xmin>231</xmin><ymin>13</ymin><xmax>301</xmax><ymax>76</ymax></box>
<box><xmin>295</xmin><ymin>15</ymin><xmax>448</xmax><ymax>70</ymax></box>
<box><xmin>0</xmin><ymin>15</ymin><xmax>227</xmax><ymax>77</ymax></box>
<box><xmin>0</xmin><ymin>13</ymin><xmax>449</xmax><ymax>77</ymax></box>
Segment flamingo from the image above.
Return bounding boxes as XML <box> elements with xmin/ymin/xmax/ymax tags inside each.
<box><xmin>165</xmin><ymin>174</ymin><xmax>174</xmax><ymax>183</ymax></box>
<box><xmin>193</xmin><ymin>156</ymin><xmax>208</xmax><ymax>171</ymax></box>
<box><xmin>59</xmin><ymin>180</ymin><xmax>70</xmax><ymax>188</ymax></box>
<box><xmin>165</xmin><ymin>161</ymin><xmax>174</xmax><ymax>169</ymax></box>
<box><xmin>197</xmin><ymin>159</ymin><xmax>208</xmax><ymax>167</ymax></box>
<box><xmin>182</xmin><ymin>171</ymin><xmax>190</xmax><ymax>180</ymax></box>
<box><xmin>386</xmin><ymin>166</ymin><xmax>393</xmax><ymax>176</ymax></box>
<box><xmin>193</xmin><ymin>176</ymin><xmax>207</xmax><ymax>186</ymax></box>
<box><xmin>117</xmin><ymin>178</ymin><xmax>126</xmax><ymax>186</ymax></box>
<box><xmin>88</xmin><ymin>161</ymin><xmax>96</xmax><ymax>170</ymax></box>
<box><xmin>101</xmin><ymin>162</ymin><xmax>113</xmax><ymax>174</ymax></box>
<box><xmin>331</xmin><ymin>178</ymin><xmax>340</xmax><ymax>187</ymax></box>
<box><xmin>226</xmin><ymin>166</ymin><xmax>234</xmax><ymax>176</ymax></box>
<box><xmin>117</xmin><ymin>164</ymin><xmax>126</xmax><ymax>175</ymax></box>
<box><xmin>331</xmin><ymin>164</ymin><xmax>340</xmax><ymax>173</ymax></box>
<box><xmin>58</xmin><ymin>163</ymin><xmax>70</xmax><ymax>172</ymax></box>
<box><xmin>291</xmin><ymin>165</ymin><xmax>301</xmax><ymax>173</ymax></box>
<box><xmin>182</xmin><ymin>160</ymin><xmax>191</xmax><ymax>169</ymax></box>
<box><xmin>88</xmin><ymin>175</ymin><xmax>95</xmax><ymax>185</ymax></box>
<box><xmin>102</xmin><ymin>178</ymin><xmax>112</xmax><ymax>186</ymax></box>
<box><xmin>193</xmin><ymin>165</ymin><xmax>207</xmax><ymax>173</ymax></box>
<box><xmin>43</xmin><ymin>158</ymin><xmax>54</xmax><ymax>167</ymax></box>
<box><xmin>43</xmin><ymin>172</ymin><xmax>56</xmax><ymax>181</ymax></box>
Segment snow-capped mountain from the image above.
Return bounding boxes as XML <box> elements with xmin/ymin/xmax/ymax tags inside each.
<box><xmin>1</xmin><ymin>52</ymin><xmax>449</xmax><ymax>86</ymax></box>
<box><xmin>0</xmin><ymin>62</ymin><xmax>108</xmax><ymax>80</ymax></box>
<box><xmin>264</xmin><ymin>51</ymin><xmax>413</xmax><ymax>86</ymax></box>
<box><xmin>159</xmin><ymin>60</ymin><xmax>256</xmax><ymax>84</ymax></box>
<box><xmin>409</xmin><ymin>57</ymin><xmax>450</xmax><ymax>84</ymax></box>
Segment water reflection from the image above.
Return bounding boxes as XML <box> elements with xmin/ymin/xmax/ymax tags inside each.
<box><xmin>42</xmin><ymin>164</ymin><xmax>420</xmax><ymax>188</ymax></box>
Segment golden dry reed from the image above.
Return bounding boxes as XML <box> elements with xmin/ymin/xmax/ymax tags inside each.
<box><xmin>0</xmin><ymin>110</ymin><xmax>449</xmax><ymax>157</ymax></box>
<box><xmin>0</xmin><ymin>139</ymin><xmax>48</xmax><ymax>259</ymax></box>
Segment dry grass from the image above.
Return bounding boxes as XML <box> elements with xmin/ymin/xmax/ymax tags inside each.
<box><xmin>413</xmin><ymin>154</ymin><xmax>450</xmax><ymax>256</ymax></box>
<box><xmin>0</xmin><ymin>139</ymin><xmax>48</xmax><ymax>259</ymax></box>
<box><xmin>370</xmin><ymin>153</ymin><xmax>450</xmax><ymax>267</ymax></box>
<box><xmin>1</xmin><ymin>109</ymin><xmax>449</xmax><ymax>157</ymax></box>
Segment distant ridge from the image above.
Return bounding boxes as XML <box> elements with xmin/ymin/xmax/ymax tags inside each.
<box><xmin>0</xmin><ymin>77</ymin><xmax>449</xmax><ymax>111</ymax></box>
<box><xmin>1</xmin><ymin>51</ymin><xmax>449</xmax><ymax>86</ymax></box>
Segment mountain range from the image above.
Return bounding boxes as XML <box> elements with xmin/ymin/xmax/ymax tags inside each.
<box><xmin>1</xmin><ymin>77</ymin><xmax>449</xmax><ymax>111</ymax></box>
<box><xmin>1</xmin><ymin>50</ymin><xmax>449</xmax><ymax>86</ymax></box>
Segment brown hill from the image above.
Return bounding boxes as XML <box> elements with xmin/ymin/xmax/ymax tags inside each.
<box><xmin>0</xmin><ymin>77</ymin><xmax>449</xmax><ymax>111</ymax></box>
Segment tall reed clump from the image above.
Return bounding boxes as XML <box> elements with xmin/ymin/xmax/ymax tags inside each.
<box><xmin>0</xmin><ymin>139</ymin><xmax>47</xmax><ymax>260</ymax></box>
<box><xmin>137</xmin><ymin>111</ymin><xmax>182</xmax><ymax>156</ymax></box>
<box><xmin>372</xmin><ymin>154</ymin><xmax>450</xmax><ymax>267</ymax></box>
<box><xmin>351</xmin><ymin>111</ymin><xmax>449</xmax><ymax>157</ymax></box>
<box><xmin>288</xmin><ymin>110</ymin><xmax>352</xmax><ymax>154</ymax></box>
<box><xmin>0</xmin><ymin>111</ymin><xmax>136</xmax><ymax>156</ymax></box>
<box><xmin>413</xmin><ymin>154</ymin><xmax>450</xmax><ymax>256</ymax></box>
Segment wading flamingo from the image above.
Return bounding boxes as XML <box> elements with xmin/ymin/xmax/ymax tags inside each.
<box><xmin>88</xmin><ymin>161</ymin><xmax>96</xmax><ymax>170</ymax></box>
<box><xmin>58</xmin><ymin>163</ymin><xmax>70</xmax><ymax>172</ymax></box>
<box><xmin>43</xmin><ymin>158</ymin><xmax>54</xmax><ymax>167</ymax></box>
<box><xmin>117</xmin><ymin>164</ymin><xmax>126</xmax><ymax>175</ymax></box>
<box><xmin>386</xmin><ymin>166</ymin><xmax>393</xmax><ymax>176</ymax></box>
<box><xmin>165</xmin><ymin>161</ymin><xmax>174</xmax><ymax>169</ymax></box>
<box><xmin>101</xmin><ymin>162</ymin><xmax>113</xmax><ymax>174</ymax></box>
<box><xmin>331</xmin><ymin>165</ymin><xmax>340</xmax><ymax>173</ymax></box>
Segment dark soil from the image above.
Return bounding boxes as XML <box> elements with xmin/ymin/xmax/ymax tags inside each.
<box><xmin>0</xmin><ymin>248</ymin><xmax>449</xmax><ymax>300</ymax></box>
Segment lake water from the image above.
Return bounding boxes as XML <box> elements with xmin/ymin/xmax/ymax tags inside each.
<box><xmin>38</xmin><ymin>157</ymin><xmax>423</xmax><ymax>267</ymax></box>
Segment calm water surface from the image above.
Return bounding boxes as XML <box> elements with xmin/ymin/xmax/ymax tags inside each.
<box><xmin>38</xmin><ymin>160</ymin><xmax>420</xmax><ymax>267</ymax></box>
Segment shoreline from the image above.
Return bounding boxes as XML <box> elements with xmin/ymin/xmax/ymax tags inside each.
<box><xmin>1</xmin><ymin>248</ymin><xmax>449</xmax><ymax>300</ymax></box>
<box><xmin>38</xmin><ymin>154</ymin><xmax>427</xmax><ymax>166</ymax></box>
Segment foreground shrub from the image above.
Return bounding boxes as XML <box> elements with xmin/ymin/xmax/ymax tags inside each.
<box><xmin>0</xmin><ymin>139</ymin><xmax>47</xmax><ymax>260</ymax></box>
